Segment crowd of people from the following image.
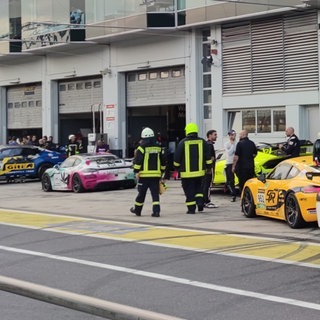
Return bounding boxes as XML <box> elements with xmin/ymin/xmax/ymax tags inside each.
<box><xmin>130</xmin><ymin>124</ymin><xmax>301</xmax><ymax>218</ymax></box>
<box><xmin>8</xmin><ymin>135</ymin><xmax>60</xmax><ymax>151</ymax></box>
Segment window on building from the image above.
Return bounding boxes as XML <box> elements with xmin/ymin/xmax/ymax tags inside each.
<box><xmin>203</xmin><ymin>89</ymin><xmax>211</xmax><ymax>104</ymax></box>
<box><xmin>257</xmin><ymin>110</ymin><xmax>271</xmax><ymax>133</ymax></box>
<box><xmin>241</xmin><ymin>108</ymin><xmax>285</xmax><ymax>133</ymax></box>
<box><xmin>28</xmin><ymin>101</ymin><xmax>34</xmax><ymax>107</ymax></box>
<box><xmin>149</xmin><ymin>72</ymin><xmax>158</xmax><ymax>80</ymax></box>
<box><xmin>242</xmin><ymin>110</ymin><xmax>256</xmax><ymax>133</ymax></box>
<box><xmin>138</xmin><ymin>73</ymin><xmax>147</xmax><ymax>81</ymax></box>
<box><xmin>172</xmin><ymin>69</ymin><xmax>182</xmax><ymax>77</ymax></box>
<box><xmin>85</xmin><ymin>81</ymin><xmax>92</xmax><ymax>89</ymax></box>
<box><xmin>68</xmin><ymin>83</ymin><xmax>75</xmax><ymax>90</ymax></box>
<box><xmin>93</xmin><ymin>81</ymin><xmax>101</xmax><ymax>88</ymax></box>
<box><xmin>160</xmin><ymin>71</ymin><xmax>169</xmax><ymax>79</ymax></box>
<box><xmin>273</xmin><ymin>110</ymin><xmax>286</xmax><ymax>132</ymax></box>
<box><xmin>21</xmin><ymin>101</ymin><xmax>27</xmax><ymax>108</ymax></box>
<box><xmin>36</xmin><ymin>100</ymin><xmax>41</xmax><ymax>107</ymax></box>
<box><xmin>128</xmin><ymin>73</ymin><xmax>136</xmax><ymax>82</ymax></box>
<box><xmin>204</xmin><ymin>105</ymin><xmax>212</xmax><ymax>119</ymax></box>
<box><xmin>14</xmin><ymin>102</ymin><xmax>20</xmax><ymax>108</ymax></box>
<box><xmin>8</xmin><ymin>103</ymin><xmax>13</xmax><ymax>109</ymax></box>
<box><xmin>203</xmin><ymin>74</ymin><xmax>211</xmax><ymax>88</ymax></box>
<box><xmin>59</xmin><ymin>84</ymin><xmax>66</xmax><ymax>91</ymax></box>
<box><xmin>76</xmin><ymin>83</ymin><xmax>83</xmax><ymax>90</ymax></box>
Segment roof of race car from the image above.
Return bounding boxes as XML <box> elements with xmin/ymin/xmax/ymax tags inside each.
<box><xmin>70</xmin><ymin>153</ymin><xmax>120</xmax><ymax>159</ymax></box>
<box><xmin>279</xmin><ymin>155</ymin><xmax>320</xmax><ymax>171</ymax></box>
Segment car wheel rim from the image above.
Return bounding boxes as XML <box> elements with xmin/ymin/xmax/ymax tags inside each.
<box><xmin>73</xmin><ymin>176</ymin><xmax>80</xmax><ymax>192</ymax></box>
<box><xmin>286</xmin><ymin>197</ymin><xmax>298</xmax><ymax>225</ymax></box>
<box><xmin>243</xmin><ymin>190</ymin><xmax>252</xmax><ymax>213</ymax></box>
<box><xmin>43</xmin><ymin>176</ymin><xmax>50</xmax><ymax>190</ymax></box>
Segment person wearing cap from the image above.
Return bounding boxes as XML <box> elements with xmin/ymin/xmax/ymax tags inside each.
<box><xmin>174</xmin><ymin>123</ymin><xmax>212</xmax><ymax>214</ymax></box>
<box><xmin>224</xmin><ymin>130</ymin><xmax>237</xmax><ymax>202</ymax></box>
<box><xmin>130</xmin><ymin>127</ymin><xmax>167</xmax><ymax>217</ymax></box>
<box><xmin>232</xmin><ymin>129</ymin><xmax>257</xmax><ymax>193</ymax></box>
<box><xmin>202</xmin><ymin>129</ymin><xmax>219</xmax><ymax>208</ymax></box>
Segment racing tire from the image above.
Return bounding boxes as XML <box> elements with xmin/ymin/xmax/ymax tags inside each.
<box><xmin>42</xmin><ymin>173</ymin><xmax>52</xmax><ymax>192</ymax></box>
<box><xmin>285</xmin><ymin>192</ymin><xmax>305</xmax><ymax>229</ymax></box>
<box><xmin>72</xmin><ymin>174</ymin><xmax>85</xmax><ymax>193</ymax></box>
<box><xmin>242</xmin><ymin>187</ymin><xmax>256</xmax><ymax>218</ymax></box>
<box><xmin>125</xmin><ymin>180</ymin><xmax>137</xmax><ymax>189</ymax></box>
<box><xmin>38</xmin><ymin>163</ymin><xmax>53</xmax><ymax>180</ymax></box>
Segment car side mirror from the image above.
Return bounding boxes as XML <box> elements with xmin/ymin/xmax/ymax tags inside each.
<box><xmin>257</xmin><ymin>173</ymin><xmax>266</xmax><ymax>183</ymax></box>
<box><xmin>53</xmin><ymin>164</ymin><xmax>60</xmax><ymax>169</ymax></box>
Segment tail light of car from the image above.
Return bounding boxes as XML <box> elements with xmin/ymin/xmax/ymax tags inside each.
<box><xmin>301</xmin><ymin>186</ymin><xmax>320</xmax><ymax>194</ymax></box>
<box><xmin>82</xmin><ymin>168</ymin><xmax>97</xmax><ymax>179</ymax></box>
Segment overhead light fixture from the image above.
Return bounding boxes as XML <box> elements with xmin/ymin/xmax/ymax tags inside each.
<box><xmin>99</xmin><ymin>68</ymin><xmax>112</xmax><ymax>75</ymax></box>
<box><xmin>64</xmin><ymin>70</ymin><xmax>77</xmax><ymax>78</ymax></box>
<box><xmin>201</xmin><ymin>55</ymin><xmax>213</xmax><ymax>66</ymax></box>
<box><xmin>137</xmin><ymin>65</ymin><xmax>151</xmax><ymax>69</ymax></box>
<box><xmin>9</xmin><ymin>78</ymin><xmax>21</xmax><ymax>84</ymax></box>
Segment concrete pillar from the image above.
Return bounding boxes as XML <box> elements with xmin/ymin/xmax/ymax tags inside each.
<box><xmin>0</xmin><ymin>86</ymin><xmax>7</xmax><ymax>144</ymax></box>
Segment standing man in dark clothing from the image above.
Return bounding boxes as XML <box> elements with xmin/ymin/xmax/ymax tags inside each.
<box><xmin>224</xmin><ymin>129</ymin><xmax>237</xmax><ymax>202</ymax></box>
<box><xmin>202</xmin><ymin>129</ymin><xmax>219</xmax><ymax>208</ymax></box>
<box><xmin>174</xmin><ymin>123</ymin><xmax>212</xmax><ymax>214</ymax></box>
<box><xmin>279</xmin><ymin>127</ymin><xmax>300</xmax><ymax>157</ymax></box>
<box><xmin>130</xmin><ymin>127</ymin><xmax>167</xmax><ymax>217</ymax></box>
<box><xmin>232</xmin><ymin>129</ymin><xmax>257</xmax><ymax>193</ymax></box>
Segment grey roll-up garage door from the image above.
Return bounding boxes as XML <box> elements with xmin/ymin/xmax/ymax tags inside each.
<box><xmin>127</xmin><ymin>66</ymin><xmax>185</xmax><ymax>107</ymax></box>
<box><xmin>58</xmin><ymin>77</ymin><xmax>103</xmax><ymax>114</ymax></box>
<box><xmin>7</xmin><ymin>83</ymin><xmax>42</xmax><ymax>129</ymax></box>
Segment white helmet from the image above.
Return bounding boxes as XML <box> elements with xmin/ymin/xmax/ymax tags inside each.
<box><xmin>141</xmin><ymin>127</ymin><xmax>154</xmax><ymax>138</ymax></box>
<box><xmin>68</xmin><ymin>134</ymin><xmax>75</xmax><ymax>140</ymax></box>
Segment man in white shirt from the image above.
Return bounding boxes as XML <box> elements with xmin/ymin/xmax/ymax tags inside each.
<box><xmin>224</xmin><ymin>130</ymin><xmax>237</xmax><ymax>202</ymax></box>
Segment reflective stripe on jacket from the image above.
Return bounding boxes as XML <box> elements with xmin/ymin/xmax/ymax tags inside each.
<box><xmin>133</xmin><ymin>143</ymin><xmax>166</xmax><ymax>178</ymax></box>
<box><xmin>173</xmin><ymin>134</ymin><xmax>212</xmax><ymax>178</ymax></box>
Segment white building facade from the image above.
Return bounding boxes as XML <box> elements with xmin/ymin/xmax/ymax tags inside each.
<box><xmin>0</xmin><ymin>0</ymin><xmax>320</xmax><ymax>156</ymax></box>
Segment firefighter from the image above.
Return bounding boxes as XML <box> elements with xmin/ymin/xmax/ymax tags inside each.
<box><xmin>66</xmin><ymin>134</ymin><xmax>83</xmax><ymax>157</ymax></box>
<box><xmin>130</xmin><ymin>127</ymin><xmax>167</xmax><ymax>217</ymax></box>
<box><xmin>174</xmin><ymin>123</ymin><xmax>212</xmax><ymax>214</ymax></box>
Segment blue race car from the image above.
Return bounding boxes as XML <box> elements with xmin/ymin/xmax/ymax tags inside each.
<box><xmin>0</xmin><ymin>145</ymin><xmax>67</xmax><ymax>182</ymax></box>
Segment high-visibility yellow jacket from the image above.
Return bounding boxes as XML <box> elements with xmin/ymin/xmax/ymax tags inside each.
<box><xmin>133</xmin><ymin>139</ymin><xmax>166</xmax><ymax>178</ymax></box>
<box><xmin>174</xmin><ymin>133</ymin><xmax>212</xmax><ymax>178</ymax></box>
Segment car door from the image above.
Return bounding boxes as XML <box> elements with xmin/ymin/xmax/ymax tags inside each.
<box><xmin>255</xmin><ymin>163</ymin><xmax>292</xmax><ymax>218</ymax></box>
<box><xmin>51</xmin><ymin>157</ymin><xmax>79</xmax><ymax>190</ymax></box>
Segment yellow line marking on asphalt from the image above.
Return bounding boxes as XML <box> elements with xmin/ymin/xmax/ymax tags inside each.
<box><xmin>1</xmin><ymin>209</ymin><xmax>320</xmax><ymax>267</ymax></box>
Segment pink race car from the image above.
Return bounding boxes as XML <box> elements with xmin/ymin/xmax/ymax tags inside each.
<box><xmin>42</xmin><ymin>153</ymin><xmax>136</xmax><ymax>193</ymax></box>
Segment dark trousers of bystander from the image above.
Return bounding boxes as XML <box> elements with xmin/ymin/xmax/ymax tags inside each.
<box><xmin>202</xmin><ymin>172</ymin><xmax>213</xmax><ymax>205</ymax></box>
<box><xmin>236</xmin><ymin>167</ymin><xmax>255</xmax><ymax>194</ymax></box>
<box><xmin>225</xmin><ymin>164</ymin><xmax>237</xmax><ymax>198</ymax></box>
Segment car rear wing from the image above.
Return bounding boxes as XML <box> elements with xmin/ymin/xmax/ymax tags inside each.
<box><xmin>306</xmin><ymin>172</ymin><xmax>320</xmax><ymax>180</ymax></box>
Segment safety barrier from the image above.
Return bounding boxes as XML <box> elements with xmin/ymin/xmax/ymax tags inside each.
<box><xmin>0</xmin><ymin>275</ymin><xmax>185</xmax><ymax>320</ymax></box>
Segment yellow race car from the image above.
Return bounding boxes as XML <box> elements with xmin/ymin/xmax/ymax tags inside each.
<box><xmin>241</xmin><ymin>155</ymin><xmax>320</xmax><ymax>228</ymax></box>
<box><xmin>213</xmin><ymin>140</ymin><xmax>313</xmax><ymax>188</ymax></box>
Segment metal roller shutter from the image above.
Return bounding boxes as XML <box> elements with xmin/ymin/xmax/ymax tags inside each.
<box><xmin>7</xmin><ymin>84</ymin><xmax>42</xmax><ymax>129</ymax></box>
<box><xmin>222</xmin><ymin>11</ymin><xmax>318</xmax><ymax>94</ymax></box>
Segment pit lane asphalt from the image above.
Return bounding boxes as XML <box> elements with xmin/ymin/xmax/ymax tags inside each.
<box><xmin>0</xmin><ymin>179</ymin><xmax>319</xmax><ymax>243</ymax></box>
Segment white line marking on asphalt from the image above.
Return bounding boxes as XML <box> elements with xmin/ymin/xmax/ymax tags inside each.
<box><xmin>1</xmin><ymin>244</ymin><xmax>320</xmax><ymax>311</ymax></box>
<box><xmin>1</xmin><ymin>221</ymin><xmax>320</xmax><ymax>270</ymax></box>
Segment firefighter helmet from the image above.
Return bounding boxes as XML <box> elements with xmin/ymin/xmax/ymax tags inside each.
<box><xmin>185</xmin><ymin>123</ymin><xmax>198</xmax><ymax>135</ymax></box>
<box><xmin>141</xmin><ymin>127</ymin><xmax>154</xmax><ymax>138</ymax></box>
